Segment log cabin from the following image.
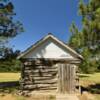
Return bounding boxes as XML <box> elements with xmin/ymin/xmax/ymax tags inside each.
<box><xmin>17</xmin><ymin>33</ymin><xmax>83</xmax><ymax>94</ymax></box>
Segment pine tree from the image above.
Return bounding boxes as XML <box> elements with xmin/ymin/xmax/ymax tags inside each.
<box><xmin>0</xmin><ymin>0</ymin><xmax>23</xmax><ymax>57</ymax></box>
<box><xmin>69</xmin><ymin>0</ymin><xmax>100</xmax><ymax>73</ymax></box>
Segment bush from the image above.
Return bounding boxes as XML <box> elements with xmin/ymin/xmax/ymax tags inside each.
<box><xmin>0</xmin><ymin>59</ymin><xmax>21</xmax><ymax>72</ymax></box>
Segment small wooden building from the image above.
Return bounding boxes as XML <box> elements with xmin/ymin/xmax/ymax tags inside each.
<box><xmin>18</xmin><ymin>33</ymin><xmax>83</xmax><ymax>94</ymax></box>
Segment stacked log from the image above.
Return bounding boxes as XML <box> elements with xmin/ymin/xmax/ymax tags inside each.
<box><xmin>19</xmin><ymin>59</ymin><xmax>80</xmax><ymax>94</ymax></box>
<box><xmin>20</xmin><ymin>59</ymin><xmax>58</xmax><ymax>91</ymax></box>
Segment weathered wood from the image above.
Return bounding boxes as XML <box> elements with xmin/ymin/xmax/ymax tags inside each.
<box><xmin>25</xmin><ymin>68</ymin><xmax>58</xmax><ymax>72</ymax></box>
<box><xmin>23</xmin><ymin>84</ymin><xmax>57</xmax><ymax>90</ymax></box>
<box><xmin>30</xmin><ymin>74</ymin><xmax>57</xmax><ymax>77</ymax></box>
<box><xmin>58</xmin><ymin>64</ymin><xmax>62</xmax><ymax>92</ymax></box>
<box><xmin>20</xmin><ymin>59</ymin><xmax>79</xmax><ymax>93</ymax></box>
<box><xmin>31</xmin><ymin>76</ymin><xmax>57</xmax><ymax>80</ymax></box>
<box><xmin>25</xmin><ymin>65</ymin><xmax>58</xmax><ymax>68</ymax></box>
<box><xmin>20</xmin><ymin>58</ymin><xmax>82</xmax><ymax>64</ymax></box>
<box><xmin>20</xmin><ymin>61</ymin><xmax>58</xmax><ymax>91</ymax></box>
<box><xmin>58</xmin><ymin>64</ymin><xmax>76</xmax><ymax>93</ymax></box>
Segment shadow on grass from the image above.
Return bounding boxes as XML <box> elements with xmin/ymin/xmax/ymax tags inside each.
<box><xmin>0</xmin><ymin>81</ymin><xmax>19</xmax><ymax>93</ymax></box>
<box><xmin>79</xmin><ymin>74</ymin><xmax>90</xmax><ymax>78</ymax></box>
<box><xmin>81</xmin><ymin>84</ymin><xmax>100</xmax><ymax>94</ymax></box>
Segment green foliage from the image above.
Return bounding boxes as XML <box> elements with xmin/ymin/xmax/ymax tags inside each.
<box><xmin>0</xmin><ymin>59</ymin><xmax>21</xmax><ymax>72</ymax></box>
<box><xmin>69</xmin><ymin>0</ymin><xmax>100</xmax><ymax>73</ymax></box>
<box><xmin>0</xmin><ymin>49</ymin><xmax>21</xmax><ymax>72</ymax></box>
<box><xmin>0</xmin><ymin>0</ymin><xmax>23</xmax><ymax>57</ymax></box>
<box><xmin>0</xmin><ymin>0</ymin><xmax>23</xmax><ymax>72</ymax></box>
<box><xmin>0</xmin><ymin>1</ymin><xmax>23</xmax><ymax>38</ymax></box>
<box><xmin>69</xmin><ymin>23</ymin><xmax>84</xmax><ymax>51</ymax></box>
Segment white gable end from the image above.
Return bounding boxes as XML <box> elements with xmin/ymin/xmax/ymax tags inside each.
<box><xmin>23</xmin><ymin>39</ymin><xmax>74</xmax><ymax>59</ymax></box>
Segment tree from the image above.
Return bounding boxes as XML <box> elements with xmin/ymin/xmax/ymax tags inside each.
<box><xmin>0</xmin><ymin>0</ymin><xmax>23</xmax><ymax>57</ymax></box>
<box><xmin>0</xmin><ymin>0</ymin><xmax>23</xmax><ymax>72</ymax></box>
<box><xmin>0</xmin><ymin>49</ymin><xmax>21</xmax><ymax>72</ymax></box>
<box><xmin>69</xmin><ymin>0</ymin><xmax>100</xmax><ymax>73</ymax></box>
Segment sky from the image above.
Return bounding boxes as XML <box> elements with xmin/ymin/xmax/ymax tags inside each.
<box><xmin>9</xmin><ymin>0</ymin><xmax>82</xmax><ymax>51</ymax></box>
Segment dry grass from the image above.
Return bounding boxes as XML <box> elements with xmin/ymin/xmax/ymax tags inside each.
<box><xmin>0</xmin><ymin>93</ymin><xmax>56</xmax><ymax>100</ymax></box>
<box><xmin>80</xmin><ymin>73</ymin><xmax>100</xmax><ymax>84</ymax></box>
<box><xmin>80</xmin><ymin>72</ymin><xmax>100</xmax><ymax>100</ymax></box>
<box><xmin>0</xmin><ymin>73</ymin><xmax>20</xmax><ymax>82</ymax></box>
<box><xmin>0</xmin><ymin>72</ymin><xmax>56</xmax><ymax>100</ymax></box>
<box><xmin>0</xmin><ymin>72</ymin><xmax>100</xmax><ymax>100</ymax></box>
<box><xmin>0</xmin><ymin>94</ymin><xmax>26</xmax><ymax>100</ymax></box>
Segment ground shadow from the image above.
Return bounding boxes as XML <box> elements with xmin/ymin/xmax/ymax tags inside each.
<box><xmin>80</xmin><ymin>86</ymin><xmax>89</xmax><ymax>94</ymax></box>
<box><xmin>0</xmin><ymin>81</ymin><xmax>19</xmax><ymax>93</ymax></box>
<box><xmin>81</xmin><ymin>83</ymin><xmax>100</xmax><ymax>94</ymax></box>
<box><xmin>79</xmin><ymin>74</ymin><xmax>90</xmax><ymax>78</ymax></box>
<box><xmin>88</xmin><ymin>84</ymin><xmax>100</xmax><ymax>94</ymax></box>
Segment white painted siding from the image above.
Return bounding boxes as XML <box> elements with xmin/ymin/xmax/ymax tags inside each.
<box><xmin>23</xmin><ymin>39</ymin><xmax>74</xmax><ymax>59</ymax></box>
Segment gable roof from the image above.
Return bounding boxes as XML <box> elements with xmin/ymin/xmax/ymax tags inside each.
<box><xmin>17</xmin><ymin>33</ymin><xmax>83</xmax><ymax>59</ymax></box>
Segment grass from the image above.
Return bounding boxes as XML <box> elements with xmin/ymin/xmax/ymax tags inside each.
<box><xmin>0</xmin><ymin>72</ymin><xmax>100</xmax><ymax>100</ymax></box>
<box><xmin>0</xmin><ymin>72</ymin><xmax>56</xmax><ymax>100</ymax></box>
<box><xmin>95</xmin><ymin>94</ymin><xmax>100</xmax><ymax>100</ymax></box>
<box><xmin>0</xmin><ymin>73</ymin><xmax>20</xmax><ymax>82</ymax></box>
<box><xmin>80</xmin><ymin>73</ymin><xmax>100</xmax><ymax>83</ymax></box>
<box><xmin>80</xmin><ymin>72</ymin><xmax>100</xmax><ymax>100</ymax></box>
<box><xmin>0</xmin><ymin>94</ymin><xmax>26</xmax><ymax>100</ymax></box>
<box><xmin>0</xmin><ymin>73</ymin><xmax>20</xmax><ymax>96</ymax></box>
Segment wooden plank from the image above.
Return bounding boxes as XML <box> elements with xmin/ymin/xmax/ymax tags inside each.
<box><xmin>58</xmin><ymin>64</ymin><xmax>62</xmax><ymax>93</ymax></box>
<box><xmin>58</xmin><ymin>64</ymin><xmax>76</xmax><ymax>93</ymax></box>
<box><xmin>24</xmin><ymin>69</ymin><xmax>58</xmax><ymax>73</ymax></box>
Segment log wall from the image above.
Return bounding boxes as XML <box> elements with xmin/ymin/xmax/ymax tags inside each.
<box><xmin>20</xmin><ymin>59</ymin><xmax>79</xmax><ymax>93</ymax></box>
<box><xmin>20</xmin><ymin>59</ymin><xmax>58</xmax><ymax>92</ymax></box>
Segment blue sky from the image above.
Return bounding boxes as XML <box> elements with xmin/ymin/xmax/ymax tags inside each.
<box><xmin>10</xmin><ymin>0</ymin><xmax>82</xmax><ymax>51</ymax></box>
